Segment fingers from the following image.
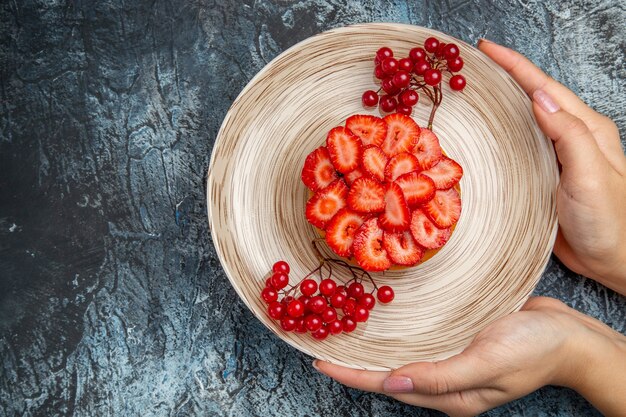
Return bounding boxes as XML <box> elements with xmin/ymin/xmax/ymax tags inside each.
<box><xmin>313</xmin><ymin>360</ymin><xmax>389</xmax><ymax>393</ymax></box>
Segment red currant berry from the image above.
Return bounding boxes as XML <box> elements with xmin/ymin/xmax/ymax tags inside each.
<box><xmin>396</xmin><ymin>104</ymin><xmax>413</xmax><ymax>115</ymax></box>
<box><xmin>347</xmin><ymin>282</ymin><xmax>365</xmax><ymax>299</ymax></box>
<box><xmin>358</xmin><ymin>293</ymin><xmax>376</xmax><ymax>310</ymax></box>
<box><xmin>443</xmin><ymin>43</ymin><xmax>460</xmax><ymax>60</ymax></box>
<box><xmin>321</xmin><ymin>306</ymin><xmax>337</xmax><ymax>323</ymax></box>
<box><xmin>261</xmin><ymin>287</ymin><xmax>278</xmax><ymax>304</ymax></box>
<box><xmin>268</xmin><ymin>301</ymin><xmax>285</xmax><ymax>320</ymax></box>
<box><xmin>272</xmin><ymin>260</ymin><xmax>290</xmax><ymax>274</ymax></box>
<box><xmin>270</xmin><ymin>272</ymin><xmax>289</xmax><ymax>289</ymax></box>
<box><xmin>328</xmin><ymin>320</ymin><xmax>343</xmax><ymax>335</ymax></box>
<box><xmin>400</xmin><ymin>89</ymin><xmax>419</xmax><ymax>106</ymax></box>
<box><xmin>413</xmin><ymin>60</ymin><xmax>430</xmax><ymax>76</ymax></box>
<box><xmin>435</xmin><ymin>42</ymin><xmax>447</xmax><ymax>58</ymax></box>
<box><xmin>341</xmin><ymin>316</ymin><xmax>357</xmax><ymax>333</ymax></box>
<box><xmin>298</xmin><ymin>295</ymin><xmax>311</xmax><ymax>311</ymax></box>
<box><xmin>447</xmin><ymin>56</ymin><xmax>464</xmax><ymax>72</ymax></box>
<box><xmin>424</xmin><ymin>37</ymin><xmax>439</xmax><ymax>53</ymax></box>
<box><xmin>342</xmin><ymin>298</ymin><xmax>357</xmax><ymax>316</ymax></box>
<box><xmin>362</xmin><ymin>90</ymin><xmax>379</xmax><ymax>107</ymax></box>
<box><xmin>294</xmin><ymin>318</ymin><xmax>307</xmax><ymax>333</ymax></box>
<box><xmin>354</xmin><ymin>306</ymin><xmax>369</xmax><ymax>322</ymax></box>
<box><xmin>381</xmin><ymin>57</ymin><xmax>398</xmax><ymax>75</ymax></box>
<box><xmin>379</xmin><ymin>95</ymin><xmax>397</xmax><ymax>113</ymax></box>
<box><xmin>287</xmin><ymin>299</ymin><xmax>305</xmax><ymax>318</ymax></box>
<box><xmin>424</xmin><ymin>68</ymin><xmax>442</xmax><ymax>86</ymax></box>
<box><xmin>381</xmin><ymin>77</ymin><xmax>396</xmax><ymax>94</ymax></box>
<box><xmin>409</xmin><ymin>47</ymin><xmax>426</xmax><ymax>62</ymax></box>
<box><xmin>449</xmin><ymin>74</ymin><xmax>466</xmax><ymax>91</ymax></box>
<box><xmin>398</xmin><ymin>57</ymin><xmax>413</xmax><ymax>72</ymax></box>
<box><xmin>376</xmin><ymin>46</ymin><xmax>393</xmax><ymax>62</ymax></box>
<box><xmin>265</xmin><ymin>277</ymin><xmax>273</xmax><ymax>288</ymax></box>
<box><xmin>319</xmin><ymin>278</ymin><xmax>337</xmax><ymax>297</ymax></box>
<box><xmin>280</xmin><ymin>316</ymin><xmax>297</xmax><ymax>331</ymax></box>
<box><xmin>336</xmin><ymin>285</ymin><xmax>348</xmax><ymax>297</ymax></box>
<box><xmin>377</xmin><ymin>286</ymin><xmax>395</xmax><ymax>303</ymax></box>
<box><xmin>308</xmin><ymin>296</ymin><xmax>327</xmax><ymax>314</ymax></box>
<box><xmin>312</xmin><ymin>326</ymin><xmax>329</xmax><ymax>340</ymax></box>
<box><xmin>392</xmin><ymin>70</ymin><xmax>411</xmax><ymax>88</ymax></box>
<box><xmin>300</xmin><ymin>279</ymin><xmax>317</xmax><ymax>297</ymax></box>
<box><xmin>281</xmin><ymin>295</ymin><xmax>295</xmax><ymax>305</ymax></box>
<box><xmin>374</xmin><ymin>65</ymin><xmax>385</xmax><ymax>79</ymax></box>
<box><xmin>305</xmin><ymin>314</ymin><xmax>322</xmax><ymax>332</ymax></box>
<box><xmin>329</xmin><ymin>292</ymin><xmax>346</xmax><ymax>308</ymax></box>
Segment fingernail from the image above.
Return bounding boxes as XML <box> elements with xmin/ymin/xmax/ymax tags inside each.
<box><xmin>312</xmin><ymin>360</ymin><xmax>320</xmax><ymax>371</ymax></box>
<box><xmin>477</xmin><ymin>37</ymin><xmax>494</xmax><ymax>46</ymax></box>
<box><xmin>533</xmin><ymin>89</ymin><xmax>560</xmax><ymax>113</ymax></box>
<box><xmin>383</xmin><ymin>376</ymin><xmax>414</xmax><ymax>393</ymax></box>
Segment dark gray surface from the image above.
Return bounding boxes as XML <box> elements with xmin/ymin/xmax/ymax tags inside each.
<box><xmin>1</xmin><ymin>1</ymin><xmax>624</xmax><ymax>416</ymax></box>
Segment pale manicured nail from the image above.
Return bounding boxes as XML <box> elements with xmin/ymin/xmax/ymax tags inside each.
<box><xmin>312</xmin><ymin>360</ymin><xmax>320</xmax><ymax>371</ymax></box>
<box><xmin>383</xmin><ymin>376</ymin><xmax>414</xmax><ymax>393</ymax></box>
<box><xmin>533</xmin><ymin>89</ymin><xmax>560</xmax><ymax>114</ymax></box>
<box><xmin>477</xmin><ymin>37</ymin><xmax>494</xmax><ymax>46</ymax></box>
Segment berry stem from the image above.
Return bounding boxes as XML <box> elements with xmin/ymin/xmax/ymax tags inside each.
<box><xmin>427</xmin><ymin>85</ymin><xmax>442</xmax><ymax>130</ymax></box>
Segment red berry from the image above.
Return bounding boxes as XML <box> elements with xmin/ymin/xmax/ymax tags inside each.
<box><xmin>413</xmin><ymin>60</ymin><xmax>430</xmax><ymax>76</ymax></box>
<box><xmin>265</xmin><ymin>277</ymin><xmax>273</xmax><ymax>287</ymax></box>
<box><xmin>377</xmin><ymin>286</ymin><xmax>395</xmax><ymax>303</ymax></box>
<box><xmin>362</xmin><ymin>90</ymin><xmax>379</xmax><ymax>107</ymax></box>
<box><xmin>358</xmin><ymin>293</ymin><xmax>376</xmax><ymax>310</ymax></box>
<box><xmin>294</xmin><ymin>318</ymin><xmax>307</xmax><ymax>333</ymax></box>
<box><xmin>268</xmin><ymin>301</ymin><xmax>285</xmax><ymax>319</ymax></box>
<box><xmin>298</xmin><ymin>295</ymin><xmax>311</xmax><ymax>311</ymax></box>
<box><xmin>424</xmin><ymin>69</ymin><xmax>442</xmax><ymax>86</ymax></box>
<box><xmin>376</xmin><ymin>46</ymin><xmax>393</xmax><ymax>62</ymax></box>
<box><xmin>321</xmin><ymin>306</ymin><xmax>338</xmax><ymax>323</ymax></box>
<box><xmin>398</xmin><ymin>57</ymin><xmax>413</xmax><ymax>72</ymax></box>
<box><xmin>329</xmin><ymin>292</ymin><xmax>346</xmax><ymax>308</ymax></box>
<box><xmin>300</xmin><ymin>279</ymin><xmax>317</xmax><ymax>297</ymax></box>
<box><xmin>270</xmin><ymin>272</ymin><xmax>289</xmax><ymax>289</ymax></box>
<box><xmin>280</xmin><ymin>316</ymin><xmax>297</xmax><ymax>331</ymax></box>
<box><xmin>319</xmin><ymin>278</ymin><xmax>337</xmax><ymax>296</ymax></box>
<box><xmin>409</xmin><ymin>47</ymin><xmax>426</xmax><ymax>62</ymax></box>
<box><xmin>400</xmin><ymin>89</ymin><xmax>419</xmax><ymax>106</ymax></box>
<box><xmin>312</xmin><ymin>326</ymin><xmax>329</xmax><ymax>340</ymax></box>
<box><xmin>347</xmin><ymin>282</ymin><xmax>365</xmax><ymax>299</ymax></box>
<box><xmin>396</xmin><ymin>104</ymin><xmax>413</xmax><ymax>116</ymax></box>
<box><xmin>336</xmin><ymin>285</ymin><xmax>348</xmax><ymax>297</ymax></box>
<box><xmin>287</xmin><ymin>300</ymin><xmax>305</xmax><ymax>318</ymax></box>
<box><xmin>392</xmin><ymin>70</ymin><xmax>411</xmax><ymax>88</ymax></box>
<box><xmin>381</xmin><ymin>77</ymin><xmax>397</xmax><ymax>94</ymax></box>
<box><xmin>272</xmin><ymin>260</ymin><xmax>290</xmax><ymax>274</ymax></box>
<box><xmin>435</xmin><ymin>42</ymin><xmax>447</xmax><ymax>58</ymax></box>
<box><xmin>374</xmin><ymin>65</ymin><xmax>385</xmax><ymax>79</ymax></box>
<box><xmin>281</xmin><ymin>295</ymin><xmax>295</xmax><ymax>305</ymax></box>
<box><xmin>305</xmin><ymin>314</ymin><xmax>323</xmax><ymax>332</ymax></box>
<box><xmin>308</xmin><ymin>296</ymin><xmax>327</xmax><ymax>314</ymax></box>
<box><xmin>341</xmin><ymin>316</ymin><xmax>357</xmax><ymax>333</ymax></box>
<box><xmin>342</xmin><ymin>298</ymin><xmax>357</xmax><ymax>316</ymax></box>
<box><xmin>354</xmin><ymin>306</ymin><xmax>369</xmax><ymax>322</ymax></box>
<box><xmin>447</xmin><ymin>56</ymin><xmax>464</xmax><ymax>72</ymax></box>
<box><xmin>443</xmin><ymin>43</ymin><xmax>460</xmax><ymax>60</ymax></box>
<box><xmin>379</xmin><ymin>95</ymin><xmax>397</xmax><ymax>113</ymax></box>
<box><xmin>328</xmin><ymin>320</ymin><xmax>343</xmax><ymax>335</ymax></box>
<box><xmin>424</xmin><ymin>37</ymin><xmax>439</xmax><ymax>53</ymax></box>
<box><xmin>450</xmin><ymin>74</ymin><xmax>466</xmax><ymax>91</ymax></box>
<box><xmin>381</xmin><ymin>57</ymin><xmax>398</xmax><ymax>74</ymax></box>
<box><xmin>261</xmin><ymin>287</ymin><xmax>278</xmax><ymax>304</ymax></box>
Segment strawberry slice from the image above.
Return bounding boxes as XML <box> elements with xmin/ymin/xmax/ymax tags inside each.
<box><xmin>383</xmin><ymin>230</ymin><xmax>424</xmax><ymax>266</ymax></box>
<box><xmin>326</xmin><ymin>126</ymin><xmax>363</xmax><ymax>174</ymax></box>
<box><xmin>422</xmin><ymin>156</ymin><xmax>463</xmax><ymax>189</ymax></box>
<box><xmin>378</xmin><ymin>182</ymin><xmax>410</xmax><ymax>232</ymax></box>
<box><xmin>347</xmin><ymin>177</ymin><xmax>385</xmax><ymax>213</ymax></box>
<box><xmin>384</xmin><ymin>152</ymin><xmax>419</xmax><ymax>181</ymax></box>
<box><xmin>361</xmin><ymin>145</ymin><xmax>388</xmax><ymax>182</ymax></box>
<box><xmin>410</xmin><ymin>209</ymin><xmax>451</xmax><ymax>249</ymax></box>
<box><xmin>395</xmin><ymin>172</ymin><xmax>436</xmax><ymax>207</ymax></box>
<box><xmin>345</xmin><ymin>114</ymin><xmax>388</xmax><ymax>147</ymax></box>
<box><xmin>325</xmin><ymin>208</ymin><xmax>366</xmax><ymax>257</ymax></box>
<box><xmin>352</xmin><ymin>218</ymin><xmax>392</xmax><ymax>271</ymax></box>
<box><xmin>381</xmin><ymin>113</ymin><xmax>420</xmax><ymax>157</ymax></box>
<box><xmin>301</xmin><ymin>146</ymin><xmax>338</xmax><ymax>191</ymax></box>
<box><xmin>343</xmin><ymin>167</ymin><xmax>364</xmax><ymax>186</ymax></box>
<box><xmin>305</xmin><ymin>179</ymin><xmax>348</xmax><ymax>229</ymax></box>
<box><xmin>423</xmin><ymin>188</ymin><xmax>462</xmax><ymax>228</ymax></box>
<box><xmin>412</xmin><ymin>128</ymin><xmax>443</xmax><ymax>170</ymax></box>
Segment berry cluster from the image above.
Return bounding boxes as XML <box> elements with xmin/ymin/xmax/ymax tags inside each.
<box><xmin>261</xmin><ymin>252</ymin><xmax>395</xmax><ymax>340</ymax></box>
<box><xmin>362</xmin><ymin>36</ymin><xmax>466</xmax><ymax>128</ymax></box>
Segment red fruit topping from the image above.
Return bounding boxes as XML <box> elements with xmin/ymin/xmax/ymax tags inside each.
<box><xmin>412</xmin><ymin>128</ymin><xmax>443</xmax><ymax>171</ymax></box>
<box><xmin>424</xmin><ymin>37</ymin><xmax>439</xmax><ymax>53</ymax></box>
<box><xmin>443</xmin><ymin>43</ymin><xmax>460</xmax><ymax>60</ymax></box>
<box><xmin>294</xmin><ymin>318</ymin><xmax>307</xmax><ymax>333</ymax></box>
<box><xmin>326</xmin><ymin>126</ymin><xmax>363</xmax><ymax>174</ymax></box>
<box><xmin>319</xmin><ymin>278</ymin><xmax>337</xmax><ymax>297</ymax></box>
<box><xmin>270</xmin><ymin>272</ymin><xmax>289</xmax><ymax>289</ymax></box>
<box><xmin>300</xmin><ymin>279</ymin><xmax>317</xmax><ymax>297</ymax></box>
<box><xmin>424</xmin><ymin>68</ymin><xmax>442</xmax><ymax>86</ymax></box>
<box><xmin>358</xmin><ymin>293</ymin><xmax>376</xmax><ymax>310</ymax></box>
<box><xmin>384</xmin><ymin>152</ymin><xmax>419</xmax><ymax>181</ymax></box>
<box><xmin>376</xmin><ymin>46</ymin><xmax>393</xmax><ymax>62</ymax></box>
<box><xmin>361</xmin><ymin>145</ymin><xmax>389</xmax><ymax>182</ymax></box>
<box><xmin>374</xmin><ymin>65</ymin><xmax>385</xmax><ymax>79</ymax></box>
<box><xmin>379</xmin><ymin>95</ymin><xmax>397</xmax><ymax>112</ymax></box>
<box><xmin>305</xmin><ymin>179</ymin><xmax>348</xmax><ymax>229</ymax></box>
<box><xmin>347</xmin><ymin>282</ymin><xmax>365</xmax><ymax>299</ymax></box>
<box><xmin>362</xmin><ymin>90</ymin><xmax>379</xmax><ymax>107</ymax></box>
<box><xmin>341</xmin><ymin>316</ymin><xmax>357</xmax><ymax>333</ymax></box>
<box><xmin>305</xmin><ymin>314</ymin><xmax>323</xmax><ymax>332</ymax></box>
<box><xmin>378</xmin><ymin>182</ymin><xmax>410</xmax><ymax>232</ymax></box>
<box><xmin>287</xmin><ymin>299</ymin><xmax>305</xmax><ymax>318</ymax></box>
<box><xmin>324</xmin><ymin>208</ymin><xmax>366</xmax><ymax>257</ymax></box>
<box><xmin>272</xmin><ymin>260</ymin><xmax>290</xmax><ymax>274</ymax></box>
<box><xmin>377</xmin><ymin>286</ymin><xmax>395</xmax><ymax>303</ymax></box>
<box><xmin>381</xmin><ymin>77</ymin><xmax>398</xmax><ymax>94</ymax></box>
<box><xmin>329</xmin><ymin>292</ymin><xmax>347</xmax><ymax>308</ymax></box>
<box><xmin>354</xmin><ymin>306</ymin><xmax>369</xmax><ymax>322</ymax></box>
<box><xmin>410</xmin><ymin>209</ymin><xmax>451</xmax><ymax>249</ymax></box>
<box><xmin>321</xmin><ymin>306</ymin><xmax>338</xmax><ymax>323</ymax></box>
<box><xmin>450</xmin><ymin>74</ymin><xmax>466</xmax><ymax>91</ymax></box>
<box><xmin>268</xmin><ymin>301</ymin><xmax>285</xmax><ymax>320</ymax></box>
<box><xmin>352</xmin><ymin>218</ymin><xmax>392</xmax><ymax>271</ymax></box>
<box><xmin>342</xmin><ymin>298</ymin><xmax>357</xmax><ymax>316</ymax></box>
<box><xmin>335</xmin><ymin>285</ymin><xmax>348</xmax><ymax>297</ymax></box>
<box><xmin>383</xmin><ymin>230</ymin><xmax>424</xmax><ymax>266</ymax></box>
<box><xmin>381</xmin><ymin>113</ymin><xmax>420</xmax><ymax>157</ymax></box>
<box><xmin>392</xmin><ymin>70</ymin><xmax>411</xmax><ymax>88</ymax></box>
<box><xmin>343</xmin><ymin>167</ymin><xmax>364</xmax><ymax>186</ymax></box>
<box><xmin>423</xmin><ymin>188</ymin><xmax>462</xmax><ymax>228</ymax></box>
<box><xmin>328</xmin><ymin>320</ymin><xmax>343</xmax><ymax>335</ymax></box>
<box><xmin>409</xmin><ymin>47</ymin><xmax>426</xmax><ymax>62</ymax></box>
<box><xmin>422</xmin><ymin>156</ymin><xmax>463</xmax><ymax>189</ymax></box>
<box><xmin>381</xmin><ymin>57</ymin><xmax>398</xmax><ymax>74</ymax></box>
<box><xmin>395</xmin><ymin>172</ymin><xmax>436</xmax><ymax>207</ymax></box>
<box><xmin>396</xmin><ymin>104</ymin><xmax>413</xmax><ymax>116</ymax></box>
<box><xmin>400</xmin><ymin>89</ymin><xmax>419</xmax><ymax>107</ymax></box>
<box><xmin>308</xmin><ymin>296</ymin><xmax>327</xmax><ymax>314</ymax></box>
<box><xmin>413</xmin><ymin>60</ymin><xmax>430</xmax><ymax>75</ymax></box>
<box><xmin>311</xmin><ymin>326</ymin><xmax>329</xmax><ymax>340</ymax></box>
<box><xmin>298</xmin><ymin>295</ymin><xmax>311</xmax><ymax>311</ymax></box>
<box><xmin>301</xmin><ymin>146</ymin><xmax>338</xmax><ymax>192</ymax></box>
<box><xmin>280</xmin><ymin>317</ymin><xmax>297</xmax><ymax>331</ymax></box>
<box><xmin>447</xmin><ymin>56</ymin><xmax>464</xmax><ymax>72</ymax></box>
<box><xmin>435</xmin><ymin>42</ymin><xmax>447</xmax><ymax>58</ymax></box>
<box><xmin>398</xmin><ymin>57</ymin><xmax>413</xmax><ymax>72</ymax></box>
<box><xmin>281</xmin><ymin>296</ymin><xmax>295</xmax><ymax>305</ymax></box>
<box><xmin>261</xmin><ymin>287</ymin><xmax>278</xmax><ymax>304</ymax></box>
<box><xmin>345</xmin><ymin>114</ymin><xmax>388</xmax><ymax>147</ymax></box>
<box><xmin>347</xmin><ymin>177</ymin><xmax>386</xmax><ymax>213</ymax></box>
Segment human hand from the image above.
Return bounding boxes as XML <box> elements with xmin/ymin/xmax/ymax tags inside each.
<box><xmin>314</xmin><ymin>297</ymin><xmax>626</xmax><ymax>417</ymax></box>
<box><xmin>478</xmin><ymin>40</ymin><xmax>626</xmax><ymax>295</ymax></box>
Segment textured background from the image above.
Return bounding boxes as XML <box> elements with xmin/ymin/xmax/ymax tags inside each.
<box><xmin>1</xmin><ymin>1</ymin><xmax>624</xmax><ymax>416</ymax></box>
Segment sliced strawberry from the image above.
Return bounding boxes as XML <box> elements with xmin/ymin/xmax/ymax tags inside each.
<box><xmin>352</xmin><ymin>218</ymin><xmax>392</xmax><ymax>271</ymax></box>
<box><xmin>347</xmin><ymin>177</ymin><xmax>385</xmax><ymax>213</ymax></box>
<box><xmin>325</xmin><ymin>208</ymin><xmax>366</xmax><ymax>257</ymax></box>
<box><xmin>326</xmin><ymin>126</ymin><xmax>363</xmax><ymax>174</ymax></box>
<box><xmin>345</xmin><ymin>114</ymin><xmax>388</xmax><ymax>147</ymax></box>
<box><xmin>301</xmin><ymin>146</ymin><xmax>338</xmax><ymax>191</ymax></box>
<box><xmin>423</xmin><ymin>188</ymin><xmax>462</xmax><ymax>228</ymax></box>
<box><xmin>422</xmin><ymin>156</ymin><xmax>463</xmax><ymax>189</ymax></box>
<box><xmin>410</xmin><ymin>209</ymin><xmax>451</xmax><ymax>249</ymax></box>
<box><xmin>412</xmin><ymin>128</ymin><xmax>443</xmax><ymax>170</ymax></box>
<box><xmin>381</xmin><ymin>113</ymin><xmax>420</xmax><ymax>157</ymax></box>
<box><xmin>383</xmin><ymin>230</ymin><xmax>424</xmax><ymax>266</ymax></box>
<box><xmin>395</xmin><ymin>172</ymin><xmax>436</xmax><ymax>207</ymax></box>
<box><xmin>384</xmin><ymin>152</ymin><xmax>419</xmax><ymax>181</ymax></box>
<box><xmin>343</xmin><ymin>167</ymin><xmax>364</xmax><ymax>186</ymax></box>
<box><xmin>378</xmin><ymin>182</ymin><xmax>410</xmax><ymax>232</ymax></box>
<box><xmin>305</xmin><ymin>179</ymin><xmax>348</xmax><ymax>229</ymax></box>
<box><xmin>361</xmin><ymin>145</ymin><xmax>388</xmax><ymax>182</ymax></box>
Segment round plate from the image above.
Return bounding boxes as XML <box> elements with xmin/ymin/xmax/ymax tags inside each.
<box><xmin>207</xmin><ymin>23</ymin><xmax>558</xmax><ymax>371</ymax></box>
